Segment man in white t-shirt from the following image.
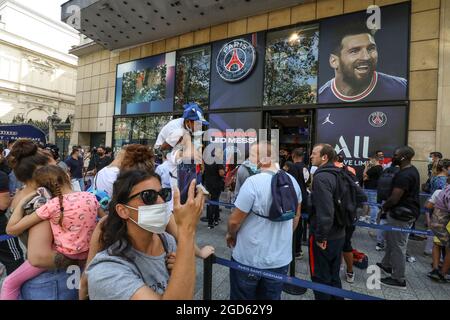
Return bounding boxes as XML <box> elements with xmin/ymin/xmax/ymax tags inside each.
<box><xmin>227</xmin><ymin>142</ymin><xmax>302</xmax><ymax>300</ymax></box>
<box><xmin>155</xmin><ymin>103</ymin><xmax>209</xmax><ymax>202</ymax></box>
<box><xmin>155</xmin><ymin>102</ymin><xmax>208</xmax><ymax>151</ymax></box>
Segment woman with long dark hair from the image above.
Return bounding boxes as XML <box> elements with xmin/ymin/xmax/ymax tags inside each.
<box><xmin>1</xmin><ymin>139</ymin><xmax>80</xmax><ymax>300</ymax></box>
<box><xmin>85</xmin><ymin>170</ymin><xmax>205</xmax><ymax>299</ymax></box>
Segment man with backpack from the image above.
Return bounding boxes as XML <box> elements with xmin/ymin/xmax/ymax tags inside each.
<box><xmin>234</xmin><ymin>145</ymin><xmax>260</xmax><ymax>196</ymax></box>
<box><xmin>377</xmin><ymin>146</ymin><xmax>420</xmax><ymax>289</ymax></box>
<box><xmin>308</xmin><ymin>144</ymin><xmax>366</xmax><ymax>300</ymax></box>
<box><xmin>226</xmin><ymin>141</ymin><xmax>302</xmax><ymax>300</ymax></box>
<box><xmin>375</xmin><ymin>164</ymin><xmax>401</xmax><ymax>251</ymax></box>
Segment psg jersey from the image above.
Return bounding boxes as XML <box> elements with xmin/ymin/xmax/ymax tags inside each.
<box><xmin>318</xmin><ymin>72</ymin><xmax>407</xmax><ymax>103</ymax></box>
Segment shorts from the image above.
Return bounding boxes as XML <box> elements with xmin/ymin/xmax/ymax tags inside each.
<box><xmin>434</xmin><ymin>236</ymin><xmax>443</xmax><ymax>246</ymax></box>
<box><xmin>343</xmin><ymin>226</ymin><xmax>356</xmax><ymax>253</ymax></box>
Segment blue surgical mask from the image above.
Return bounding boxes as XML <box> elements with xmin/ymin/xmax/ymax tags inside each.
<box><xmin>249</xmin><ymin>162</ymin><xmax>259</xmax><ymax>174</ymax></box>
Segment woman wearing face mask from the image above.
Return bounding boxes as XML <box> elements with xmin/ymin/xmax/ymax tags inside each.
<box><xmin>430</xmin><ymin>160</ymin><xmax>450</xmax><ymax>195</ymax></box>
<box><xmin>85</xmin><ymin>170</ymin><xmax>205</xmax><ymax>300</ymax></box>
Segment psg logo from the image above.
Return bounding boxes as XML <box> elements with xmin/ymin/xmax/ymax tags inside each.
<box><xmin>216</xmin><ymin>39</ymin><xmax>256</xmax><ymax>82</ymax></box>
<box><xmin>368</xmin><ymin>111</ymin><xmax>388</xmax><ymax>128</ymax></box>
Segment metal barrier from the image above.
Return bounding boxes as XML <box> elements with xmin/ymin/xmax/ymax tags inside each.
<box><xmin>202</xmin><ymin>254</ymin><xmax>384</xmax><ymax>301</ymax></box>
<box><xmin>206</xmin><ymin>200</ymin><xmax>433</xmax><ymax>236</ymax></box>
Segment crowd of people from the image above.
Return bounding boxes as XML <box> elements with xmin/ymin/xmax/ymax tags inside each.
<box><xmin>0</xmin><ymin>103</ymin><xmax>448</xmax><ymax>300</ymax></box>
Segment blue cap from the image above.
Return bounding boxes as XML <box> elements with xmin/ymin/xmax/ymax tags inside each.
<box><xmin>182</xmin><ymin>102</ymin><xmax>209</xmax><ymax>125</ymax></box>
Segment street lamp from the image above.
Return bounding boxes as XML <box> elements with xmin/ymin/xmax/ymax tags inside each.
<box><xmin>47</xmin><ymin>111</ymin><xmax>61</xmax><ymax>144</ymax></box>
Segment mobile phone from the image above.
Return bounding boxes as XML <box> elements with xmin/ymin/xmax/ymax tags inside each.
<box><xmin>177</xmin><ymin>163</ymin><xmax>209</xmax><ymax>204</ymax></box>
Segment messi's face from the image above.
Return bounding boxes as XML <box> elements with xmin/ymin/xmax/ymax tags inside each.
<box><xmin>335</xmin><ymin>33</ymin><xmax>378</xmax><ymax>87</ymax></box>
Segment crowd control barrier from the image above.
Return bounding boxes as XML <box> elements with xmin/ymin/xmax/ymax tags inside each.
<box><xmin>202</xmin><ymin>254</ymin><xmax>384</xmax><ymax>300</ymax></box>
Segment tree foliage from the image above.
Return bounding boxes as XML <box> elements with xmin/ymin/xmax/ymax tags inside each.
<box><xmin>264</xmin><ymin>28</ymin><xmax>319</xmax><ymax>106</ymax></box>
<box><xmin>175</xmin><ymin>47</ymin><xmax>211</xmax><ymax>111</ymax></box>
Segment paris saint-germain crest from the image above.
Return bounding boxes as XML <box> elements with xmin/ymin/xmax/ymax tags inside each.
<box><xmin>368</xmin><ymin>111</ymin><xmax>388</xmax><ymax>128</ymax></box>
<box><xmin>216</xmin><ymin>39</ymin><xmax>256</xmax><ymax>82</ymax></box>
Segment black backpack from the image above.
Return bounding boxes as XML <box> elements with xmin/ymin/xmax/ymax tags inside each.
<box><xmin>377</xmin><ymin>166</ymin><xmax>400</xmax><ymax>203</ymax></box>
<box><xmin>315</xmin><ymin>167</ymin><xmax>367</xmax><ymax>227</ymax></box>
<box><xmin>253</xmin><ymin>170</ymin><xmax>298</xmax><ymax>222</ymax></box>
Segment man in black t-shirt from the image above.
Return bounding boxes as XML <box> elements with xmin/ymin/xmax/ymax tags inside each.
<box><xmin>291</xmin><ymin>148</ymin><xmax>309</xmax><ymax>259</ymax></box>
<box><xmin>203</xmin><ymin>162</ymin><xmax>225</xmax><ymax>229</ymax></box>
<box><xmin>377</xmin><ymin>146</ymin><xmax>420</xmax><ymax>290</ymax></box>
<box><xmin>0</xmin><ymin>170</ymin><xmax>25</xmax><ymax>275</ymax></box>
<box><xmin>92</xmin><ymin>146</ymin><xmax>112</xmax><ymax>173</ymax></box>
<box><xmin>65</xmin><ymin>147</ymin><xmax>85</xmax><ymax>190</ymax></box>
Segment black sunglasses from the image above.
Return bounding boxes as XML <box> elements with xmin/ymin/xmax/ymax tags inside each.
<box><xmin>126</xmin><ymin>188</ymin><xmax>172</xmax><ymax>205</ymax></box>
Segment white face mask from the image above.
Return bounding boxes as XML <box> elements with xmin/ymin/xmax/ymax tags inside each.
<box><xmin>125</xmin><ymin>203</ymin><xmax>171</xmax><ymax>234</ymax></box>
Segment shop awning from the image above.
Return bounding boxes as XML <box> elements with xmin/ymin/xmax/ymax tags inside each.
<box><xmin>0</xmin><ymin>124</ymin><xmax>46</xmax><ymax>144</ymax></box>
<box><xmin>61</xmin><ymin>0</ymin><xmax>309</xmax><ymax>50</ymax></box>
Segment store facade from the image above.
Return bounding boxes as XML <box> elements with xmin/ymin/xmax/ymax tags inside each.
<box><xmin>64</xmin><ymin>0</ymin><xmax>447</xmax><ymax>181</ymax></box>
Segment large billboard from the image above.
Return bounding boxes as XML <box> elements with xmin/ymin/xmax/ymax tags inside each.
<box><xmin>317</xmin><ymin>3</ymin><xmax>409</xmax><ymax>104</ymax></box>
<box><xmin>210</xmin><ymin>32</ymin><xmax>265</xmax><ymax>110</ymax></box>
<box><xmin>316</xmin><ymin>106</ymin><xmax>407</xmax><ymax>175</ymax></box>
<box><xmin>115</xmin><ymin>52</ymin><xmax>176</xmax><ymax>115</ymax></box>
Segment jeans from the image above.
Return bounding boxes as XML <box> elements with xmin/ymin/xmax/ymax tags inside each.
<box><xmin>365</xmin><ymin>190</ymin><xmax>379</xmax><ymax>224</ymax></box>
<box><xmin>19</xmin><ymin>270</ymin><xmax>79</xmax><ymax>300</ymax></box>
<box><xmin>377</xmin><ymin>219</ymin><xmax>387</xmax><ymax>244</ymax></box>
<box><xmin>77</xmin><ymin>178</ymin><xmax>85</xmax><ymax>191</ymax></box>
<box><xmin>381</xmin><ymin>214</ymin><xmax>414</xmax><ymax>282</ymax></box>
<box><xmin>308</xmin><ymin>235</ymin><xmax>345</xmax><ymax>300</ymax></box>
<box><xmin>206</xmin><ymin>190</ymin><xmax>220</xmax><ymax>226</ymax></box>
<box><xmin>229</xmin><ymin>258</ymin><xmax>288</xmax><ymax>300</ymax></box>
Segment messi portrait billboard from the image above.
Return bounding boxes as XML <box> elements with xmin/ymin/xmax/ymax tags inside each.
<box><xmin>316</xmin><ymin>106</ymin><xmax>407</xmax><ymax>176</ymax></box>
<box><xmin>317</xmin><ymin>3</ymin><xmax>409</xmax><ymax>104</ymax></box>
<box><xmin>115</xmin><ymin>52</ymin><xmax>176</xmax><ymax>115</ymax></box>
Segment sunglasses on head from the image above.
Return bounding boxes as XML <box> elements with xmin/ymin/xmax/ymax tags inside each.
<box><xmin>126</xmin><ymin>188</ymin><xmax>172</xmax><ymax>205</ymax></box>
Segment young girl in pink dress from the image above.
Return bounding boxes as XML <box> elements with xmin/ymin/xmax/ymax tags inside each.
<box><xmin>1</xmin><ymin>165</ymin><xmax>100</xmax><ymax>300</ymax></box>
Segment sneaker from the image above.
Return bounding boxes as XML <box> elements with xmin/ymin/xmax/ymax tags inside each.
<box><xmin>207</xmin><ymin>225</ymin><xmax>214</xmax><ymax>229</ymax></box>
<box><xmin>443</xmin><ymin>274</ymin><xmax>450</xmax><ymax>283</ymax></box>
<box><xmin>380</xmin><ymin>277</ymin><xmax>407</xmax><ymax>290</ymax></box>
<box><xmin>376</xmin><ymin>262</ymin><xmax>392</xmax><ymax>275</ymax></box>
<box><xmin>406</xmin><ymin>254</ymin><xmax>416</xmax><ymax>263</ymax></box>
<box><xmin>376</xmin><ymin>242</ymin><xmax>385</xmax><ymax>251</ymax></box>
<box><xmin>346</xmin><ymin>271</ymin><xmax>355</xmax><ymax>283</ymax></box>
<box><xmin>214</xmin><ymin>221</ymin><xmax>219</xmax><ymax>226</ymax></box>
<box><xmin>427</xmin><ymin>269</ymin><xmax>444</xmax><ymax>281</ymax></box>
<box><xmin>295</xmin><ymin>252</ymin><xmax>304</xmax><ymax>259</ymax></box>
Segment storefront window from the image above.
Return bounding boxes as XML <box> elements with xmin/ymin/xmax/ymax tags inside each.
<box><xmin>122</xmin><ymin>66</ymin><xmax>167</xmax><ymax>106</ymax></box>
<box><xmin>263</xmin><ymin>25</ymin><xmax>319</xmax><ymax>106</ymax></box>
<box><xmin>113</xmin><ymin>114</ymin><xmax>173</xmax><ymax>149</ymax></box>
<box><xmin>175</xmin><ymin>46</ymin><xmax>211</xmax><ymax>111</ymax></box>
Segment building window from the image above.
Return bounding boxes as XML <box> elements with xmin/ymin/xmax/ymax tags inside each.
<box><xmin>113</xmin><ymin>114</ymin><xmax>173</xmax><ymax>149</ymax></box>
<box><xmin>175</xmin><ymin>45</ymin><xmax>211</xmax><ymax>112</ymax></box>
<box><xmin>122</xmin><ymin>65</ymin><xmax>167</xmax><ymax>106</ymax></box>
<box><xmin>263</xmin><ymin>24</ymin><xmax>319</xmax><ymax>106</ymax></box>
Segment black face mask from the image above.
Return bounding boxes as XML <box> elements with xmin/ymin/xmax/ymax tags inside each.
<box><xmin>392</xmin><ymin>157</ymin><xmax>403</xmax><ymax>166</ymax></box>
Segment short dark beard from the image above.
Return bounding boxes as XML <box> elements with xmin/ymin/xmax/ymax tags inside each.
<box><xmin>341</xmin><ymin>65</ymin><xmax>373</xmax><ymax>93</ymax></box>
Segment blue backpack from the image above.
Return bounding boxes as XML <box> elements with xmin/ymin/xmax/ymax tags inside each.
<box><xmin>86</xmin><ymin>175</ymin><xmax>111</xmax><ymax>210</ymax></box>
<box><xmin>253</xmin><ymin>170</ymin><xmax>298</xmax><ymax>222</ymax></box>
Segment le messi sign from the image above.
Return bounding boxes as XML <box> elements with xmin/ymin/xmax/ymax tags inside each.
<box><xmin>316</xmin><ymin>106</ymin><xmax>407</xmax><ymax>168</ymax></box>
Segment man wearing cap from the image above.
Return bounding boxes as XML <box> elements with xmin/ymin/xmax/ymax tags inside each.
<box><xmin>155</xmin><ymin>102</ymin><xmax>209</xmax><ymax>203</ymax></box>
<box><xmin>155</xmin><ymin>102</ymin><xmax>208</xmax><ymax>152</ymax></box>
